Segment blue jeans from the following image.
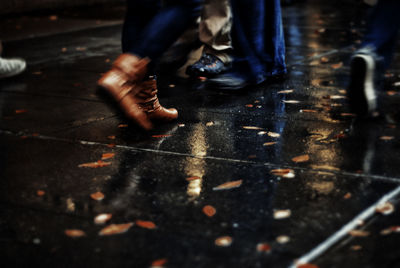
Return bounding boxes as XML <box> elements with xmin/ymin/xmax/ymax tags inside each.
<box><xmin>361</xmin><ymin>0</ymin><xmax>400</xmax><ymax>69</ymax></box>
<box><xmin>230</xmin><ymin>0</ymin><xmax>286</xmax><ymax>84</ymax></box>
<box><xmin>122</xmin><ymin>0</ymin><xmax>201</xmax><ymax>62</ymax></box>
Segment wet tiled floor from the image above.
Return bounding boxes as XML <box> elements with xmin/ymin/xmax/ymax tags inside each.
<box><xmin>1</xmin><ymin>1</ymin><xmax>400</xmax><ymax>267</ymax></box>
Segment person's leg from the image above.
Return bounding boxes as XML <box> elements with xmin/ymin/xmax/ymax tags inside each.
<box><xmin>0</xmin><ymin>40</ymin><xmax>26</xmax><ymax>79</ymax></box>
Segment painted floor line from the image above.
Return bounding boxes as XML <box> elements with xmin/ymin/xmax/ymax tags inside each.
<box><xmin>290</xmin><ymin>185</ymin><xmax>400</xmax><ymax>267</ymax></box>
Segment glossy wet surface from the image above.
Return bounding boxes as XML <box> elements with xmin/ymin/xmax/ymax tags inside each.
<box><xmin>1</xmin><ymin>1</ymin><xmax>400</xmax><ymax>267</ymax></box>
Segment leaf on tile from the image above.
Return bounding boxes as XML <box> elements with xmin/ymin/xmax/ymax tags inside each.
<box><xmin>320</xmin><ymin>57</ymin><xmax>329</xmax><ymax>63</ymax></box>
<box><xmin>107</xmin><ymin>143</ymin><xmax>116</xmax><ymax>148</ymax></box>
<box><xmin>310</xmin><ymin>165</ymin><xmax>339</xmax><ymax>171</ymax></box>
<box><xmin>215</xmin><ymin>236</ymin><xmax>233</xmax><ymax>247</ymax></box>
<box><xmin>343</xmin><ymin>192</ymin><xmax>352</xmax><ymax>199</ymax></box>
<box><xmin>79</xmin><ymin>160</ymin><xmax>111</xmax><ymax>168</ymax></box>
<box><xmin>213</xmin><ymin>180</ymin><xmax>243</xmax><ymax>191</ymax></box>
<box><xmin>151</xmin><ymin>259</ymin><xmax>168</xmax><ymax>268</ymax></box>
<box><xmin>135</xmin><ymin>220</ymin><xmax>157</xmax><ymax>229</ymax></box>
<box><xmin>256</xmin><ymin>243</ymin><xmax>271</xmax><ymax>253</ymax></box>
<box><xmin>65</xmin><ymin>229</ymin><xmax>86</xmax><ymax>238</ymax></box>
<box><xmin>101</xmin><ymin>153</ymin><xmax>115</xmax><ymax>160</ymax></box>
<box><xmin>296</xmin><ymin>263</ymin><xmax>319</xmax><ymax>268</ymax></box>
<box><xmin>348</xmin><ymin>230</ymin><xmax>370</xmax><ymax>237</ymax></box>
<box><xmin>94</xmin><ymin>213</ymin><xmax>112</xmax><ymax>225</ymax></box>
<box><xmin>242</xmin><ymin>126</ymin><xmax>263</xmax><ymax>130</ymax></box>
<box><xmin>268</xmin><ymin>132</ymin><xmax>280</xmax><ymax>138</ymax></box>
<box><xmin>118</xmin><ymin>124</ymin><xmax>128</xmax><ymax>128</ymax></box>
<box><xmin>152</xmin><ymin>134</ymin><xmax>172</xmax><ymax>138</ymax></box>
<box><xmin>277</xmin><ymin>89</ymin><xmax>294</xmax><ymax>94</ymax></box>
<box><xmin>376</xmin><ymin>202</ymin><xmax>395</xmax><ymax>215</ymax></box>
<box><xmin>300</xmin><ymin>109</ymin><xmax>317</xmax><ymax>113</ymax></box>
<box><xmin>276</xmin><ymin>235</ymin><xmax>290</xmax><ymax>244</ymax></box>
<box><xmin>331</xmin><ymin>62</ymin><xmax>343</xmax><ymax>69</ymax></box>
<box><xmin>206</xmin><ymin>121</ymin><xmax>214</xmax><ymax>126</ymax></box>
<box><xmin>202</xmin><ymin>205</ymin><xmax>217</xmax><ymax>217</ymax></box>
<box><xmin>37</xmin><ymin>190</ymin><xmax>45</xmax><ymax>196</ymax></box>
<box><xmin>292</xmin><ymin>154</ymin><xmax>310</xmax><ymax>163</ymax></box>
<box><xmin>15</xmin><ymin>109</ymin><xmax>27</xmax><ymax>114</ymax></box>
<box><xmin>350</xmin><ymin>245</ymin><xmax>362</xmax><ymax>251</ymax></box>
<box><xmin>270</xmin><ymin>169</ymin><xmax>295</xmax><ymax>178</ymax></box>
<box><xmin>274</xmin><ymin>209</ymin><xmax>291</xmax><ymax>220</ymax></box>
<box><xmin>380</xmin><ymin>136</ymin><xmax>394</xmax><ymax>141</ymax></box>
<box><xmin>90</xmin><ymin>192</ymin><xmax>105</xmax><ymax>201</ymax></box>
<box><xmin>283</xmin><ymin>100</ymin><xmax>300</xmax><ymax>104</ymax></box>
<box><xmin>99</xmin><ymin>223</ymin><xmax>133</xmax><ymax>236</ymax></box>
<box><xmin>263</xmin><ymin>142</ymin><xmax>277</xmax><ymax>146</ymax></box>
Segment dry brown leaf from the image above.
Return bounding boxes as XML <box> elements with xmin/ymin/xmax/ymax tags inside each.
<box><xmin>136</xmin><ymin>220</ymin><xmax>157</xmax><ymax>229</ymax></box>
<box><xmin>320</xmin><ymin>57</ymin><xmax>329</xmax><ymax>63</ymax></box>
<box><xmin>118</xmin><ymin>124</ymin><xmax>128</xmax><ymax>128</ymax></box>
<box><xmin>65</xmin><ymin>229</ymin><xmax>86</xmax><ymax>237</ymax></box>
<box><xmin>107</xmin><ymin>143</ymin><xmax>116</xmax><ymax>148</ymax></box>
<box><xmin>245</xmin><ymin>104</ymin><xmax>254</xmax><ymax>108</ymax></box>
<box><xmin>380</xmin><ymin>136</ymin><xmax>394</xmax><ymax>141</ymax></box>
<box><xmin>351</xmin><ymin>245</ymin><xmax>362</xmax><ymax>251</ymax></box>
<box><xmin>213</xmin><ymin>180</ymin><xmax>243</xmax><ymax>191</ymax></box>
<box><xmin>169</xmin><ymin>84</ymin><xmax>175</xmax><ymax>88</ymax></box>
<box><xmin>186</xmin><ymin>176</ymin><xmax>201</xmax><ymax>181</ymax></box>
<box><xmin>256</xmin><ymin>243</ymin><xmax>271</xmax><ymax>253</ymax></box>
<box><xmin>283</xmin><ymin>100</ymin><xmax>300</xmax><ymax>104</ymax></box>
<box><xmin>152</xmin><ymin>134</ymin><xmax>172</xmax><ymax>138</ymax></box>
<box><xmin>331</xmin><ymin>62</ymin><xmax>343</xmax><ymax>69</ymax></box>
<box><xmin>32</xmin><ymin>133</ymin><xmax>40</xmax><ymax>137</ymax></box>
<box><xmin>75</xmin><ymin>47</ymin><xmax>87</xmax><ymax>51</ymax></box>
<box><xmin>101</xmin><ymin>153</ymin><xmax>115</xmax><ymax>160</ymax></box>
<box><xmin>276</xmin><ymin>235</ymin><xmax>290</xmax><ymax>244</ymax></box>
<box><xmin>203</xmin><ymin>205</ymin><xmax>217</xmax><ymax>217</ymax></box>
<box><xmin>151</xmin><ymin>259</ymin><xmax>168</xmax><ymax>267</ymax></box>
<box><xmin>380</xmin><ymin>226</ymin><xmax>400</xmax><ymax>235</ymax></box>
<box><xmin>344</xmin><ymin>192</ymin><xmax>352</xmax><ymax>199</ymax></box>
<box><xmin>61</xmin><ymin>47</ymin><xmax>67</xmax><ymax>52</ymax></box>
<box><xmin>215</xmin><ymin>236</ymin><xmax>233</xmax><ymax>247</ymax></box>
<box><xmin>49</xmin><ymin>15</ymin><xmax>58</xmax><ymax>21</ymax></box>
<box><xmin>90</xmin><ymin>191</ymin><xmax>105</xmax><ymax>201</ymax></box>
<box><xmin>263</xmin><ymin>142</ymin><xmax>277</xmax><ymax>146</ymax></box>
<box><xmin>99</xmin><ymin>223</ymin><xmax>133</xmax><ymax>236</ymax></box>
<box><xmin>258</xmin><ymin>131</ymin><xmax>267</xmax><ymax>135</ymax></box>
<box><xmin>376</xmin><ymin>202</ymin><xmax>395</xmax><ymax>215</ymax></box>
<box><xmin>15</xmin><ymin>109</ymin><xmax>27</xmax><ymax>114</ymax></box>
<box><xmin>206</xmin><ymin>122</ymin><xmax>214</xmax><ymax>127</ymax></box>
<box><xmin>274</xmin><ymin>209</ymin><xmax>291</xmax><ymax>219</ymax></box>
<box><xmin>277</xmin><ymin>89</ymin><xmax>294</xmax><ymax>94</ymax></box>
<box><xmin>37</xmin><ymin>190</ymin><xmax>45</xmax><ymax>196</ymax></box>
<box><xmin>300</xmin><ymin>109</ymin><xmax>318</xmax><ymax>113</ymax></box>
<box><xmin>387</xmin><ymin>91</ymin><xmax>397</xmax><ymax>96</ymax></box>
<box><xmin>292</xmin><ymin>154</ymin><xmax>310</xmax><ymax>163</ymax></box>
<box><xmin>297</xmin><ymin>263</ymin><xmax>319</xmax><ymax>268</ymax></box>
<box><xmin>107</xmin><ymin>135</ymin><xmax>116</xmax><ymax>140</ymax></box>
<box><xmin>94</xmin><ymin>213</ymin><xmax>112</xmax><ymax>225</ymax></box>
<box><xmin>268</xmin><ymin>132</ymin><xmax>280</xmax><ymax>138</ymax></box>
<box><xmin>270</xmin><ymin>169</ymin><xmax>295</xmax><ymax>178</ymax></box>
<box><xmin>242</xmin><ymin>126</ymin><xmax>263</xmax><ymax>130</ymax></box>
<box><xmin>329</xmin><ymin>95</ymin><xmax>346</xmax><ymax>100</ymax></box>
<box><xmin>310</xmin><ymin>165</ymin><xmax>340</xmax><ymax>171</ymax></box>
<box><xmin>348</xmin><ymin>230</ymin><xmax>370</xmax><ymax>237</ymax></box>
<box><xmin>79</xmin><ymin>160</ymin><xmax>111</xmax><ymax>168</ymax></box>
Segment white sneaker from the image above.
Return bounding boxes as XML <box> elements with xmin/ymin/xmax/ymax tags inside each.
<box><xmin>0</xmin><ymin>57</ymin><xmax>26</xmax><ymax>79</ymax></box>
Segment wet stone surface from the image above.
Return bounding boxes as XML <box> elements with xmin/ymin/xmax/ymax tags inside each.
<box><xmin>1</xmin><ymin>1</ymin><xmax>400</xmax><ymax>268</ymax></box>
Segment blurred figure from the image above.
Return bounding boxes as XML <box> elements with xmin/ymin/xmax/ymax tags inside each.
<box><xmin>0</xmin><ymin>41</ymin><xmax>26</xmax><ymax>79</ymax></box>
<box><xmin>348</xmin><ymin>0</ymin><xmax>400</xmax><ymax>117</ymax></box>
<box><xmin>98</xmin><ymin>0</ymin><xmax>201</xmax><ymax>130</ymax></box>
<box><xmin>186</xmin><ymin>0</ymin><xmax>233</xmax><ymax>77</ymax></box>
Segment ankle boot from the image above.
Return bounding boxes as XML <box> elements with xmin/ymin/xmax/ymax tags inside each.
<box><xmin>98</xmin><ymin>53</ymin><xmax>153</xmax><ymax>130</ymax></box>
<box><xmin>135</xmin><ymin>78</ymin><xmax>178</xmax><ymax>122</ymax></box>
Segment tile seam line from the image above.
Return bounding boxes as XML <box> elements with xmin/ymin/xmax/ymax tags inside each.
<box><xmin>290</xmin><ymin>185</ymin><xmax>400</xmax><ymax>267</ymax></box>
<box><xmin>2</xmin><ymin>129</ymin><xmax>400</xmax><ymax>184</ymax></box>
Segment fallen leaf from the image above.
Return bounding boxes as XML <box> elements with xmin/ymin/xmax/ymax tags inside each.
<box><xmin>118</xmin><ymin>124</ymin><xmax>128</xmax><ymax>128</ymax></box>
<box><xmin>380</xmin><ymin>136</ymin><xmax>394</xmax><ymax>141</ymax></box>
<box><xmin>15</xmin><ymin>109</ymin><xmax>27</xmax><ymax>114</ymax></box>
<box><xmin>178</xmin><ymin>123</ymin><xmax>185</xmax><ymax>127</ymax></box>
<box><xmin>107</xmin><ymin>135</ymin><xmax>116</xmax><ymax>140</ymax></box>
<box><xmin>242</xmin><ymin>126</ymin><xmax>263</xmax><ymax>130</ymax></box>
<box><xmin>338</xmin><ymin>89</ymin><xmax>347</xmax><ymax>94</ymax></box>
<box><xmin>37</xmin><ymin>190</ymin><xmax>45</xmax><ymax>196</ymax></box>
<box><xmin>198</xmin><ymin>76</ymin><xmax>207</xmax><ymax>81</ymax></box>
<box><xmin>32</xmin><ymin>133</ymin><xmax>40</xmax><ymax>137</ymax></box>
<box><xmin>213</xmin><ymin>180</ymin><xmax>243</xmax><ymax>191</ymax></box>
<box><xmin>256</xmin><ymin>243</ymin><xmax>271</xmax><ymax>253</ymax></box>
<box><xmin>61</xmin><ymin>47</ymin><xmax>67</xmax><ymax>52</ymax></box>
<box><xmin>215</xmin><ymin>236</ymin><xmax>233</xmax><ymax>247</ymax></box>
<box><xmin>351</xmin><ymin>245</ymin><xmax>362</xmax><ymax>251</ymax></box>
<box><xmin>380</xmin><ymin>226</ymin><xmax>400</xmax><ymax>235</ymax></box>
<box><xmin>169</xmin><ymin>84</ymin><xmax>175</xmax><ymax>88</ymax></box>
<box><xmin>258</xmin><ymin>131</ymin><xmax>267</xmax><ymax>135</ymax></box>
<box><xmin>75</xmin><ymin>47</ymin><xmax>87</xmax><ymax>51</ymax></box>
<box><xmin>277</xmin><ymin>89</ymin><xmax>294</xmax><ymax>94</ymax></box>
<box><xmin>348</xmin><ymin>230</ymin><xmax>370</xmax><ymax>237</ymax></box>
<box><xmin>310</xmin><ymin>165</ymin><xmax>339</xmax><ymax>171</ymax></box>
<box><xmin>263</xmin><ymin>142</ymin><xmax>277</xmax><ymax>146</ymax></box>
<box><xmin>151</xmin><ymin>259</ymin><xmax>168</xmax><ymax>267</ymax></box>
<box><xmin>276</xmin><ymin>235</ymin><xmax>290</xmax><ymax>244</ymax></box>
<box><xmin>268</xmin><ymin>132</ymin><xmax>280</xmax><ymax>138</ymax></box>
<box><xmin>203</xmin><ymin>205</ymin><xmax>217</xmax><ymax>217</ymax></box>
<box><xmin>245</xmin><ymin>104</ymin><xmax>254</xmax><ymax>108</ymax></box>
<box><xmin>135</xmin><ymin>220</ymin><xmax>157</xmax><ymax>229</ymax></box>
<box><xmin>107</xmin><ymin>143</ymin><xmax>116</xmax><ymax>148</ymax></box>
<box><xmin>49</xmin><ymin>15</ymin><xmax>58</xmax><ymax>21</ymax></box>
<box><xmin>186</xmin><ymin>176</ymin><xmax>201</xmax><ymax>181</ymax></box>
<box><xmin>341</xmin><ymin>113</ymin><xmax>356</xmax><ymax>117</ymax></box>
<box><xmin>297</xmin><ymin>263</ymin><xmax>319</xmax><ymax>268</ymax></box>
<box><xmin>79</xmin><ymin>160</ymin><xmax>111</xmax><ymax>168</ymax></box>
<box><xmin>90</xmin><ymin>192</ymin><xmax>105</xmax><ymax>201</ymax></box>
<box><xmin>274</xmin><ymin>209</ymin><xmax>291</xmax><ymax>219</ymax></box>
<box><xmin>152</xmin><ymin>134</ymin><xmax>172</xmax><ymax>138</ymax></box>
<box><xmin>292</xmin><ymin>154</ymin><xmax>310</xmax><ymax>163</ymax></box>
<box><xmin>376</xmin><ymin>202</ymin><xmax>395</xmax><ymax>215</ymax></box>
<box><xmin>387</xmin><ymin>91</ymin><xmax>397</xmax><ymax>96</ymax></box>
<box><xmin>329</xmin><ymin>95</ymin><xmax>346</xmax><ymax>100</ymax></box>
<box><xmin>283</xmin><ymin>100</ymin><xmax>300</xmax><ymax>104</ymax></box>
<box><xmin>344</xmin><ymin>192</ymin><xmax>352</xmax><ymax>199</ymax></box>
<box><xmin>320</xmin><ymin>57</ymin><xmax>329</xmax><ymax>63</ymax></box>
<box><xmin>65</xmin><ymin>229</ymin><xmax>86</xmax><ymax>237</ymax></box>
<box><xmin>101</xmin><ymin>153</ymin><xmax>115</xmax><ymax>160</ymax></box>
<box><xmin>331</xmin><ymin>62</ymin><xmax>343</xmax><ymax>69</ymax></box>
<box><xmin>99</xmin><ymin>223</ymin><xmax>133</xmax><ymax>236</ymax></box>
<box><xmin>206</xmin><ymin>122</ymin><xmax>214</xmax><ymax>126</ymax></box>
<box><xmin>300</xmin><ymin>109</ymin><xmax>317</xmax><ymax>113</ymax></box>
<box><xmin>334</xmin><ymin>133</ymin><xmax>346</xmax><ymax>139</ymax></box>
<box><xmin>270</xmin><ymin>169</ymin><xmax>295</xmax><ymax>178</ymax></box>
<box><xmin>94</xmin><ymin>213</ymin><xmax>112</xmax><ymax>225</ymax></box>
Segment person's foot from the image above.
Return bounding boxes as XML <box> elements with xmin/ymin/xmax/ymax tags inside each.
<box><xmin>205</xmin><ymin>71</ymin><xmax>249</xmax><ymax>91</ymax></box>
<box><xmin>186</xmin><ymin>53</ymin><xmax>231</xmax><ymax>77</ymax></box>
<box><xmin>0</xmin><ymin>57</ymin><xmax>26</xmax><ymax>79</ymax></box>
<box><xmin>348</xmin><ymin>49</ymin><xmax>379</xmax><ymax>117</ymax></box>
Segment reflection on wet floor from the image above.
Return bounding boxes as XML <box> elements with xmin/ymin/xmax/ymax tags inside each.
<box><xmin>2</xmin><ymin>1</ymin><xmax>400</xmax><ymax>267</ymax></box>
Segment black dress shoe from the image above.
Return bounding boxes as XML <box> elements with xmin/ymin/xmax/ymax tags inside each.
<box><xmin>186</xmin><ymin>53</ymin><xmax>231</xmax><ymax>77</ymax></box>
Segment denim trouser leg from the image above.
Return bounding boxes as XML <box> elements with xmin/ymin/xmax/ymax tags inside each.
<box><xmin>122</xmin><ymin>0</ymin><xmax>201</xmax><ymax>62</ymax></box>
<box><xmin>361</xmin><ymin>0</ymin><xmax>400</xmax><ymax>69</ymax></box>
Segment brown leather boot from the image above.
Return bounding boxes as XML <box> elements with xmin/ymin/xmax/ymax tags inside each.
<box><xmin>98</xmin><ymin>53</ymin><xmax>153</xmax><ymax>130</ymax></box>
<box><xmin>135</xmin><ymin>78</ymin><xmax>178</xmax><ymax>122</ymax></box>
